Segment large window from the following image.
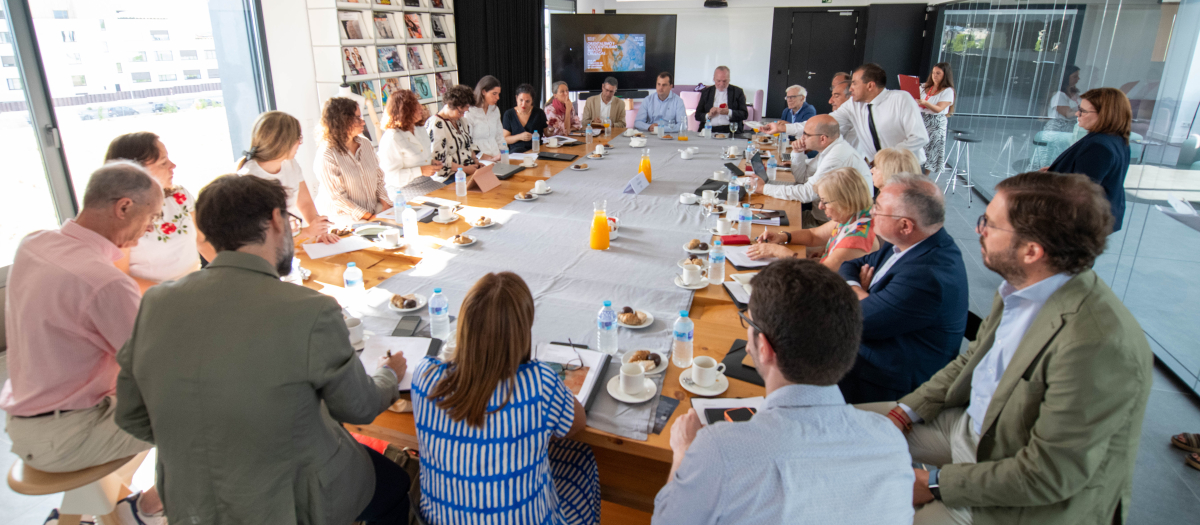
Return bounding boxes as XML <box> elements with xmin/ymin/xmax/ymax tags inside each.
<box><xmin>183</xmin><ymin>69</ymin><xmax>201</xmax><ymax>80</ymax></box>
<box><xmin>150</xmin><ymin>30</ymin><xmax>169</xmax><ymax>41</ymax></box>
<box><xmin>2</xmin><ymin>55</ymin><xmax>14</xmax><ymax>67</ymax></box>
<box><xmin>156</xmin><ymin>50</ymin><xmax>173</xmax><ymax>61</ymax></box>
<box><xmin>180</xmin><ymin>50</ymin><xmax>198</xmax><ymax>60</ymax></box>
<box><xmin>158</xmin><ymin>73</ymin><xmax>176</xmax><ymax>82</ymax></box>
<box><xmin>131</xmin><ymin>71</ymin><xmax>150</xmax><ymax>83</ymax></box>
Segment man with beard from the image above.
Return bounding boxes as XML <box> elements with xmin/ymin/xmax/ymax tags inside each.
<box><xmin>115</xmin><ymin>175</ymin><xmax>412</xmax><ymax>524</ymax></box>
<box><xmin>837</xmin><ymin>174</ymin><xmax>969</xmax><ymax>404</ymax></box>
<box><xmin>863</xmin><ymin>172</ymin><xmax>1152</xmax><ymax>525</ymax></box>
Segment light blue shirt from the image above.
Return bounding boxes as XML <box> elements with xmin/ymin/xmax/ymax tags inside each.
<box><xmin>635</xmin><ymin>91</ymin><xmax>687</xmax><ymax>132</ymax></box>
<box><xmin>652</xmin><ymin>384</ymin><xmax>914</xmax><ymax>525</ymax></box>
<box><xmin>846</xmin><ymin>238</ymin><xmax>927</xmax><ymax>289</ymax></box>
<box><xmin>965</xmin><ymin>272</ymin><xmax>1073</xmax><ymax>434</ymax></box>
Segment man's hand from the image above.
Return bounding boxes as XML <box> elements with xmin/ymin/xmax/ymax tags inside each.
<box><xmin>669</xmin><ymin>408</ymin><xmax>703</xmax><ymax>455</ymax></box>
<box><xmin>381</xmin><ymin>350</ymin><xmax>408</xmax><ymax>380</ymax></box>
<box><xmin>647</xmin><ymin>123</ymin><xmax>657</xmax><ymax>132</ymax></box>
<box><xmin>858</xmin><ymin>265</ymin><xmax>875</xmax><ymax>290</ymax></box>
<box><xmin>913</xmin><ymin>468</ymin><xmax>935</xmax><ymax>506</ymax></box>
<box><xmin>708</xmin><ymin>107</ymin><xmax>719</xmax><ymax>118</ymax></box>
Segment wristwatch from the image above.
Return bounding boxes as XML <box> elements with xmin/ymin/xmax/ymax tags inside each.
<box><xmin>783</xmin><ymin>231</ymin><xmax>792</xmax><ymax>244</ymax></box>
<box><xmin>927</xmin><ymin>466</ymin><xmax>942</xmax><ymax>501</ymax></box>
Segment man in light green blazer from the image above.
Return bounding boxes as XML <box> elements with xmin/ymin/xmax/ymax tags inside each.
<box><xmin>580</xmin><ymin>76</ymin><xmax>626</xmax><ymax>129</ymax></box>
<box><xmin>116</xmin><ymin>175</ymin><xmax>411</xmax><ymax>525</ymax></box>
<box><xmin>867</xmin><ymin>172</ymin><xmax>1152</xmax><ymax>525</ymax></box>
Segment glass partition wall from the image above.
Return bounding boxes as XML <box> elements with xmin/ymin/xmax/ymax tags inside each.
<box><xmin>934</xmin><ymin>0</ymin><xmax>1200</xmax><ymax>390</ymax></box>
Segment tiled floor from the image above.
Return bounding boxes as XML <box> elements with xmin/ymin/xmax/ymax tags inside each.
<box><xmin>1</xmin><ymin>192</ymin><xmax>1199</xmax><ymax>523</ymax></box>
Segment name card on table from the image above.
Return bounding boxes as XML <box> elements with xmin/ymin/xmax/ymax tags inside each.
<box><xmin>466</xmin><ymin>165</ymin><xmax>502</xmax><ymax>193</ymax></box>
<box><xmin>622</xmin><ymin>173</ymin><xmax>650</xmax><ymax>195</ymax></box>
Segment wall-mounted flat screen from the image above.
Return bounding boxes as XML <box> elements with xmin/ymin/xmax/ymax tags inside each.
<box><xmin>551</xmin><ymin>14</ymin><xmax>677</xmax><ymax>91</ymax></box>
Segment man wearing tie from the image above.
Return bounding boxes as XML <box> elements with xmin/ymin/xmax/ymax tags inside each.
<box><xmin>831</xmin><ymin>63</ymin><xmax>929</xmax><ymax>165</ymax></box>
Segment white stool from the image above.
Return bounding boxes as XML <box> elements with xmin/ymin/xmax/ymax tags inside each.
<box><xmin>7</xmin><ymin>453</ymin><xmax>144</xmax><ymax>525</ymax></box>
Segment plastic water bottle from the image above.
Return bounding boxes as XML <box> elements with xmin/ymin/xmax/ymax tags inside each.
<box><xmin>531</xmin><ymin>131</ymin><xmax>540</xmax><ymax>153</ymax></box>
<box><xmin>704</xmin><ymin>121</ymin><xmax>712</xmax><ymax>138</ymax></box>
<box><xmin>402</xmin><ymin>204</ymin><xmax>418</xmax><ymax>242</ymax></box>
<box><xmin>430</xmin><ymin>288</ymin><xmax>451</xmax><ymax>341</ymax></box>
<box><xmin>708</xmin><ymin>240</ymin><xmax>725</xmax><ymax>285</ymax></box>
<box><xmin>766</xmin><ymin>154</ymin><xmax>778</xmax><ymax>182</ymax></box>
<box><xmin>596</xmin><ymin>300</ymin><xmax>618</xmax><ymax>355</ymax></box>
<box><xmin>745</xmin><ymin>140</ymin><xmax>755</xmax><ymax>161</ymax></box>
<box><xmin>738</xmin><ymin>204</ymin><xmax>753</xmax><ymax>236</ymax></box>
<box><xmin>454</xmin><ymin>168</ymin><xmax>467</xmax><ymax>197</ymax></box>
<box><xmin>585</xmin><ymin>127</ymin><xmax>593</xmax><ymax>145</ymax></box>
<box><xmin>672</xmin><ymin>311</ymin><xmax>694</xmax><ymax>368</ymax></box>
<box><xmin>499</xmin><ymin>143</ymin><xmax>509</xmax><ymax>164</ymax></box>
<box><xmin>343</xmin><ymin>262</ymin><xmax>364</xmax><ymax>294</ymax></box>
<box><xmin>727</xmin><ymin>182</ymin><xmax>741</xmax><ymax>207</ymax></box>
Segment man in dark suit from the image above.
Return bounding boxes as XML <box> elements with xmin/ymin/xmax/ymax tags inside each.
<box><xmin>838</xmin><ymin>174</ymin><xmax>969</xmax><ymax>404</ymax></box>
<box><xmin>695</xmin><ymin>66</ymin><xmax>748</xmax><ymax>134</ymax></box>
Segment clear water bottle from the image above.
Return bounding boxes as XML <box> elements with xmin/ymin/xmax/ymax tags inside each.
<box><xmin>499</xmin><ymin>142</ymin><xmax>509</xmax><ymax>164</ymax></box>
<box><xmin>455</xmin><ymin>168</ymin><xmax>467</xmax><ymax>197</ymax></box>
<box><xmin>402</xmin><ymin>204</ymin><xmax>418</xmax><ymax>242</ymax></box>
<box><xmin>727</xmin><ymin>182</ymin><xmax>740</xmax><ymax>207</ymax></box>
<box><xmin>597</xmin><ymin>300</ymin><xmax>618</xmax><ymax>355</ymax></box>
<box><xmin>738</xmin><ymin>204</ymin><xmax>753</xmax><ymax>236</ymax></box>
<box><xmin>704</xmin><ymin>121</ymin><xmax>712</xmax><ymax>138</ymax></box>
<box><xmin>708</xmin><ymin>240</ymin><xmax>725</xmax><ymax>285</ymax></box>
<box><xmin>585</xmin><ymin>127</ymin><xmax>593</xmax><ymax>145</ymax></box>
<box><xmin>343</xmin><ymin>262</ymin><xmax>364</xmax><ymax>294</ymax></box>
<box><xmin>531</xmin><ymin>131</ymin><xmax>540</xmax><ymax>153</ymax></box>
<box><xmin>672</xmin><ymin>311</ymin><xmax>694</xmax><ymax>368</ymax></box>
<box><xmin>745</xmin><ymin>140</ymin><xmax>755</xmax><ymax>161</ymax></box>
<box><xmin>429</xmin><ymin>288</ymin><xmax>451</xmax><ymax>341</ymax></box>
<box><xmin>766</xmin><ymin>154</ymin><xmax>778</xmax><ymax>182</ymax></box>
<box><xmin>392</xmin><ymin>188</ymin><xmax>404</xmax><ymax>214</ymax></box>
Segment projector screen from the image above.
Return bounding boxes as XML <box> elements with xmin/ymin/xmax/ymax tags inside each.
<box><xmin>551</xmin><ymin>14</ymin><xmax>677</xmax><ymax>91</ymax></box>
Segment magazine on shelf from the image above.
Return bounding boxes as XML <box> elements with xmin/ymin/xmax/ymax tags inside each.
<box><xmin>412</xmin><ymin>74</ymin><xmax>433</xmax><ymax>100</ymax></box>
<box><xmin>352</xmin><ymin>80</ymin><xmax>383</xmax><ymax>111</ymax></box>
<box><xmin>431</xmin><ymin>0</ymin><xmax>450</xmax><ymax>9</ymax></box>
<box><xmin>431</xmin><ymin>44</ymin><xmax>453</xmax><ymax>68</ymax></box>
<box><xmin>377</xmin><ymin>46</ymin><xmax>404</xmax><ymax>73</ymax></box>
<box><xmin>338</xmin><ymin>11</ymin><xmax>367</xmax><ymax>40</ymax></box>
<box><xmin>374</xmin><ymin>0</ymin><xmax>392</xmax><ymax>5</ymax></box>
<box><xmin>406</xmin><ymin>45</ymin><xmax>428</xmax><ymax>71</ymax></box>
<box><xmin>404</xmin><ymin>13</ymin><xmax>426</xmax><ymax>39</ymax></box>
<box><xmin>430</xmin><ymin>15</ymin><xmax>447</xmax><ymax>39</ymax></box>
<box><xmin>434</xmin><ymin>72</ymin><xmax>449</xmax><ymax>97</ymax></box>
<box><xmin>403</xmin><ymin>0</ymin><xmax>424</xmax><ymax>7</ymax></box>
<box><xmin>387</xmin><ymin>13</ymin><xmax>406</xmax><ymax>40</ymax></box>
<box><xmin>342</xmin><ymin>46</ymin><xmax>371</xmax><ymax>76</ymax></box>
<box><xmin>373</xmin><ymin>13</ymin><xmax>396</xmax><ymax>40</ymax></box>
<box><xmin>381</xmin><ymin>77</ymin><xmax>407</xmax><ymax>104</ymax></box>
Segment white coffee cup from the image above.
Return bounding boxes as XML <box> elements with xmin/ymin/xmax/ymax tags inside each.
<box><xmin>680</xmin><ymin>193</ymin><xmax>698</xmax><ymax>205</ymax></box>
<box><xmin>620</xmin><ymin>363</ymin><xmax>646</xmax><ymax>395</ymax></box>
<box><xmin>681</xmin><ymin>264</ymin><xmax>703</xmax><ymax>286</ymax></box>
<box><xmin>381</xmin><ymin>228</ymin><xmax>401</xmax><ymax>245</ymax></box>
<box><xmin>534</xmin><ymin>180</ymin><xmax>549</xmax><ymax>193</ymax></box>
<box><xmin>608</xmin><ymin>217</ymin><xmax>619</xmax><ymax>240</ymax></box>
<box><xmin>594</xmin><ymin>145</ymin><xmax>605</xmax><ymax>155</ymax></box>
<box><xmin>691</xmin><ymin>355</ymin><xmax>727</xmax><ymax>388</ymax></box>
<box><xmin>623</xmin><ymin>128</ymin><xmax>636</xmax><ymax>137</ymax></box>
<box><xmin>680</xmin><ymin>149</ymin><xmax>693</xmax><ymax>160</ymax></box>
<box><xmin>345</xmin><ymin>316</ymin><xmax>364</xmax><ymax>345</ymax></box>
<box><xmin>717</xmin><ymin>218</ymin><xmax>733</xmax><ymax>235</ymax></box>
<box><xmin>437</xmin><ymin>205</ymin><xmax>454</xmax><ymax>219</ymax></box>
<box><xmin>548</xmin><ymin>137</ymin><xmax>560</xmax><ymax>148</ymax></box>
<box><xmin>522</xmin><ymin>156</ymin><xmax>536</xmax><ymax>167</ymax></box>
<box><xmin>702</xmin><ymin>189</ymin><xmax>717</xmax><ymax>204</ymax></box>
<box><xmin>726</xmin><ymin>145</ymin><xmax>740</xmax><ymax>156</ymax></box>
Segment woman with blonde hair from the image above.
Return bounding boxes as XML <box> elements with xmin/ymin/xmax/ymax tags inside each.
<box><xmin>237</xmin><ymin>111</ymin><xmax>338</xmax><ymax>244</ymax></box>
<box><xmin>871</xmin><ymin>148</ymin><xmax>922</xmax><ymax>189</ymax></box>
<box><xmin>378</xmin><ymin>89</ymin><xmax>441</xmax><ymax>194</ymax></box>
<box><xmin>1046</xmin><ymin>87</ymin><xmax>1132</xmax><ymax>231</ymax></box>
<box><xmin>412</xmin><ymin>272</ymin><xmax>600</xmax><ymax>525</ymax></box>
<box><xmin>748</xmin><ymin>167</ymin><xmax>879</xmax><ymax>271</ymax></box>
<box><xmin>314</xmin><ymin>97</ymin><xmax>392</xmax><ymax>222</ymax></box>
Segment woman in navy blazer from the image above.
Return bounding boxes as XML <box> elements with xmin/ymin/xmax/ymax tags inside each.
<box><xmin>1045</xmin><ymin>88</ymin><xmax>1132</xmax><ymax>231</ymax></box>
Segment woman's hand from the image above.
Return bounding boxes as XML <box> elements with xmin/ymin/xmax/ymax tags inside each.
<box><xmin>481</xmin><ymin>153</ymin><xmax>500</xmax><ymax>162</ymax></box>
<box><xmin>746</xmin><ymin>243</ymin><xmax>793</xmax><ymax>260</ymax></box>
<box><xmin>518</xmin><ymin>131</ymin><xmax>532</xmax><ymax>141</ymax></box>
<box><xmin>756</xmin><ymin>230</ymin><xmax>787</xmax><ymax>244</ymax></box>
<box><xmin>420</xmin><ymin>163</ymin><xmax>441</xmax><ymax>177</ymax></box>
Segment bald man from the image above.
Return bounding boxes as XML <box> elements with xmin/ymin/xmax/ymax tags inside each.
<box><xmin>752</xmin><ymin>115</ymin><xmax>871</xmax><ymax>206</ymax></box>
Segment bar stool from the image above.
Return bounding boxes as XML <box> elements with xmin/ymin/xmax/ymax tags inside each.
<box><xmin>939</xmin><ymin>129</ymin><xmax>973</xmax><ymax>182</ymax></box>
<box><xmin>7</xmin><ymin>453</ymin><xmax>142</xmax><ymax>525</ymax></box>
<box><xmin>946</xmin><ymin>134</ymin><xmax>981</xmax><ymax>207</ymax></box>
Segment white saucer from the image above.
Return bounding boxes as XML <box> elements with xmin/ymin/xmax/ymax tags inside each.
<box><xmin>514</xmin><ymin>193</ymin><xmax>539</xmax><ymax>201</ymax></box>
<box><xmin>720</xmin><ymin>154</ymin><xmax>739</xmax><ymax>160</ymax></box>
<box><xmin>615</xmin><ymin>310</ymin><xmax>655</xmax><ymax>330</ymax></box>
<box><xmin>683</xmin><ymin>242</ymin><xmax>711</xmax><ymax>255</ymax></box>
<box><xmin>387</xmin><ymin>293</ymin><xmax>428</xmax><ymax>313</ymax></box>
<box><xmin>471</xmin><ymin>219</ymin><xmax>497</xmax><ymax>228</ymax></box>
<box><xmin>529</xmin><ymin>188</ymin><xmax>553</xmax><ymax>195</ymax></box>
<box><xmin>705</xmin><ymin>204</ymin><xmax>729</xmax><ymax>215</ymax></box>
<box><xmin>374</xmin><ymin>240</ymin><xmax>405</xmax><ymax>250</ymax></box>
<box><xmin>352</xmin><ymin>339</ymin><xmax>365</xmax><ymax>351</ymax></box>
<box><xmin>606</xmin><ymin>375</ymin><xmax>657</xmax><ymax>404</ymax></box>
<box><xmin>679</xmin><ymin>370</ymin><xmax>729</xmax><ymax>396</ymax></box>
<box><xmin>432</xmin><ymin>214</ymin><xmax>459</xmax><ymax>224</ymax></box>
<box><xmin>678</xmin><ymin>257</ymin><xmax>707</xmax><ymax>269</ymax></box>
<box><xmin>585</xmin><ymin>154</ymin><xmax>605</xmax><ymax>159</ymax></box>
<box><xmin>448</xmin><ymin>235</ymin><xmax>476</xmax><ymax>247</ymax></box>
<box><xmin>571</xmin><ymin>165</ymin><xmax>590</xmax><ymax>171</ymax></box>
<box><xmin>674</xmin><ymin>275</ymin><xmax>709</xmax><ymax>290</ymax></box>
<box><xmin>621</xmin><ymin>351</ymin><xmax>669</xmax><ymax>374</ymax></box>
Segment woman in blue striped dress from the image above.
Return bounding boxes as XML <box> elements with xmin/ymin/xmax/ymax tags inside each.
<box><xmin>412</xmin><ymin>272</ymin><xmax>601</xmax><ymax>525</ymax></box>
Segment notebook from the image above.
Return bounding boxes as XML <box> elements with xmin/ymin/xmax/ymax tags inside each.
<box><xmin>898</xmin><ymin>74</ymin><xmax>921</xmax><ymax>100</ymax></box>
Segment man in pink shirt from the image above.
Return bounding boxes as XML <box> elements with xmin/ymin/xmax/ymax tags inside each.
<box><xmin>2</xmin><ymin>161</ymin><xmax>167</xmax><ymax>524</ymax></box>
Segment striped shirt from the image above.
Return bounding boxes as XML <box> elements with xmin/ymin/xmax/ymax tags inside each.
<box><xmin>412</xmin><ymin>356</ymin><xmax>577</xmax><ymax>525</ymax></box>
<box><xmin>314</xmin><ymin>135</ymin><xmax>391</xmax><ymax>220</ymax></box>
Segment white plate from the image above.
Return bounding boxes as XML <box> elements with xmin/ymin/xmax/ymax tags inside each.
<box><xmin>571</xmin><ymin>165</ymin><xmax>590</xmax><ymax>171</ymax></box>
<box><xmin>519</xmin><ymin>162</ymin><xmax>539</xmax><ymax>168</ymax></box>
<box><xmin>353</xmin><ymin>224</ymin><xmax>390</xmax><ymax>237</ymax></box>
<box><xmin>374</xmin><ymin>240</ymin><xmax>405</xmax><ymax>250</ymax></box>
<box><xmin>431</xmin><ymin>214</ymin><xmax>459</xmax><ymax>224</ymax></box>
<box><xmin>621</xmin><ymin>351</ymin><xmax>669</xmax><ymax>374</ymax></box>
<box><xmin>683</xmin><ymin>242</ymin><xmax>711</xmax><ymax>255</ymax></box>
<box><xmin>615</xmin><ymin>310</ymin><xmax>655</xmax><ymax>330</ymax></box>
<box><xmin>678</xmin><ymin>257</ymin><xmax>707</xmax><ymax>269</ymax></box>
<box><xmin>606</xmin><ymin>375</ymin><xmax>657</xmax><ymax>404</ymax></box>
<box><xmin>529</xmin><ymin>188</ymin><xmax>553</xmax><ymax>195</ymax></box>
<box><xmin>585</xmin><ymin>154</ymin><xmax>605</xmax><ymax>159</ymax></box>
<box><xmin>674</xmin><ymin>274</ymin><xmax>709</xmax><ymax>290</ymax></box>
<box><xmin>679</xmin><ymin>370</ymin><xmax>729</xmax><ymax>396</ymax></box>
<box><xmin>705</xmin><ymin>204</ymin><xmax>729</xmax><ymax>215</ymax></box>
<box><xmin>387</xmin><ymin>293</ymin><xmax>428</xmax><ymax>313</ymax></box>
<box><xmin>513</xmin><ymin>193</ymin><xmax>539</xmax><ymax>201</ymax></box>
<box><xmin>448</xmin><ymin>235</ymin><xmax>476</xmax><ymax>247</ymax></box>
<box><xmin>471</xmin><ymin>219</ymin><xmax>497</xmax><ymax>228</ymax></box>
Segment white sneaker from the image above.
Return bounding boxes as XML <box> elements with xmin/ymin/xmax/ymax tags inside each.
<box><xmin>112</xmin><ymin>492</ymin><xmax>167</xmax><ymax>525</ymax></box>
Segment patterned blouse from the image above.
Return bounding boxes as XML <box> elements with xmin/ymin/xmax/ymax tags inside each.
<box><xmin>821</xmin><ymin>209</ymin><xmax>875</xmax><ymax>262</ymax></box>
<box><xmin>128</xmin><ymin>185</ymin><xmax>200</xmax><ymax>282</ymax></box>
<box><xmin>426</xmin><ymin>114</ymin><xmax>480</xmax><ymax>179</ymax></box>
<box><xmin>544</xmin><ymin>99</ymin><xmax>581</xmax><ymax>137</ymax></box>
<box><xmin>412</xmin><ymin>356</ymin><xmax>578</xmax><ymax>525</ymax></box>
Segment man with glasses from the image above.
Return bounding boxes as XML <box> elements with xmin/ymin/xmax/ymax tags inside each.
<box><xmin>115</xmin><ymin>175</ymin><xmax>411</xmax><ymax>524</ymax></box>
<box><xmin>751</xmin><ymin>116</ymin><xmax>869</xmax><ymax>212</ymax></box>
<box><xmin>581</xmin><ymin>76</ymin><xmax>626</xmax><ymax>129</ymax></box>
<box><xmin>836</xmin><ymin>174</ymin><xmax>968</xmax><ymax>404</ymax></box>
<box><xmin>864</xmin><ymin>172</ymin><xmax>1150</xmax><ymax>525</ymax></box>
<box><xmin>653</xmin><ymin>258</ymin><xmax>915</xmax><ymax>524</ymax></box>
<box><xmin>2</xmin><ymin>161</ymin><xmax>170</xmax><ymax>523</ymax></box>
<box><xmin>764</xmin><ymin>85</ymin><xmax>816</xmax><ymax>140</ymax></box>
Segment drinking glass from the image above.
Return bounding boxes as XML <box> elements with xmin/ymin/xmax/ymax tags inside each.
<box><xmin>730</xmin><ymin>121</ymin><xmax>739</xmax><ymax>136</ymax></box>
<box><xmin>603</xmin><ymin>117</ymin><xmax>611</xmax><ymax>137</ymax></box>
<box><xmin>702</xmin><ymin>201</ymin><xmax>716</xmax><ymax>232</ymax></box>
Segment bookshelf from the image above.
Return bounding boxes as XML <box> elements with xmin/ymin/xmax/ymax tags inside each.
<box><xmin>307</xmin><ymin>0</ymin><xmax>459</xmax><ymax>142</ymax></box>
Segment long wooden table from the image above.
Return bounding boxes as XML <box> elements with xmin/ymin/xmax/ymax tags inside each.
<box><xmin>295</xmin><ymin>129</ymin><xmax>808</xmax><ymax>517</ymax></box>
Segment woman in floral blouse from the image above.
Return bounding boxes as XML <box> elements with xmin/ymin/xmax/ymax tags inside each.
<box><xmin>105</xmin><ymin>132</ymin><xmax>216</xmax><ymax>292</ymax></box>
<box><xmin>544</xmin><ymin>80</ymin><xmax>581</xmax><ymax>137</ymax></box>
<box><xmin>427</xmin><ymin>85</ymin><xmax>497</xmax><ymax>180</ymax></box>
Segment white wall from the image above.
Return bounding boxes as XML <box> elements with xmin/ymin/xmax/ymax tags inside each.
<box><xmin>260</xmin><ymin>0</ymin><xmax>323</xmax><ymax>191</ymax></box>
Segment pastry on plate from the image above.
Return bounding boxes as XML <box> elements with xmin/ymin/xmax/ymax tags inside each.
<box><xmin>452</xmin><ymin>234</ymin><xmax>473</xmax><ymax>245</ymax></box>
<box><xmin>683</xmin><ymin>256</ymin><xmax>704</xmax><ymax>268</ymax></box>
<box><xmin>628</xmin><ymin>349</ymin><xmax>662</xmax><ymax>371</ymax></box>
<box><xmin>515</xmin><ymin>192</ymin><xmax>530</xmax><ymax>199</ymax></box>
<box><xmin>474</xmin><ymin>217</ymin><xmax>492</xmax><ymax>227</ymax></box>
<box><xmin>687</xmin><ymin>239</ymin><xmax>702</xmax><ymax>250</ymax></box>
<box><xmin>577</xmin><ymin>163</ymin><xmax>589</xmax><ymax>169</ymax></box>
<box><xmin>618</xmin><ymin>306</ymin><xmax>646</xmax><ymax>325</ymax></box>
<box><xmin>390</xmin><ymin>294</ymin><xmax>419</xmax><ymax>309</ymax></box>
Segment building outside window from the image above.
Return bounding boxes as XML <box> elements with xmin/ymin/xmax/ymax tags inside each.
<box><xmin>180</xmin><ymin>50</ymin><xmax>198</xmax><ymax>60</ymax></box>
<box><xmin>2</xmin><ymin>56</ymin><xmax>14</xmax><ymax>67</ymax></box>
<box><xmin>183</xmin><ymin>69</ymin><xmax>201</xmax><ymax>80</ymax></box>
<box><xmin>132</xmin><ymin>51</ymin><xmax>146</xmax><ymax>62</ymax></box>
<box><xmin>159</xmin><ymin>73</ymin><xmax>177</xmax><ymax>82</ymax></box>
<box><xmin>156</xmin><ymin>50</ymin><xmax>173</xmax><ymax>61</ymax></box>
<box><xmin>0</xmin><ymin>31</ymin><xmax>12</xmax><ymax>44</ymax></box>
<box><xmin>131</xmin><ymin>71</ymin><xmax>150</xmax><ymax>83</ymax></box>
<box><xmin>71</xmin><ymin>75</ymin><xmax>85</xmax><ymax>86</ymax></box>
<box><xmin>208</xmin><ymin>68</ymin><xmax>219</xmax><ymax>78</ymax></box>
<box><xmin>6</xmin><ymin>78</ymin><xmax>19</xmax><ymax>90</ymax></box>
<box><xmin>66</xmin><ymin>53</ymin><xmax>80</xmax><ymax>65</ymax></box>
<box><xmin>52</xmin><ymin>10</ymin><xmax>67</xmax><ymax>19</ymax></box>
<box><xmin>205</xmin><ymin>49</ymin><xmax>216</xmax><ymax>60</ymax></box>
<box><xmin>115</xmin><ymin>62</ymin><xmax>121</xmax><ymax>73</ymax></box>
<box><xmin>150</xmin><ymin>29</ymin><xmax>169</xmax><ymax>41</ymax></box>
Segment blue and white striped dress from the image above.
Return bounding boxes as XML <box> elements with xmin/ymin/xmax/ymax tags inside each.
<box><xmin>412</xmin><ymin>356</ymin><xmax>601</xmax><ymax>525</ymax></box>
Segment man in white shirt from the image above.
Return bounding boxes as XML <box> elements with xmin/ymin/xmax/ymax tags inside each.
<box><xmin>581</xmin><ymin>76</ymin><xmax>626</xmax><ymax>129</ymax></box>
<box><xmin>749</xmin><ymin>115</ymin><xmax>869</xmax><ymax>204</ymax></box>
<box><xmin>830</xmin><ymin>63</ymin><xmax>928</xmax><ymax>164</ymax></box>
<box><xmin>695</xmin><ymin>66</ymin><xmax>748</xmax><ymax>134</ymax></box>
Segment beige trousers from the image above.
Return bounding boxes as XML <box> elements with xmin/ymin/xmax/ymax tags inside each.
<box><xmin>857</xmin><ymin>402</ymin><xmax>979</xmax><ymax>525</ymax></box>
<box><xmin>5</xmin><ymin>396</ymin><xmax>152</xmax><ymax>473</ymax></box>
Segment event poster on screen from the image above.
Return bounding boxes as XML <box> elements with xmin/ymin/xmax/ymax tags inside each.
<box><xmin>584</xmin><ymin>34</ymin><xmax>646</xmax><ymax>73</ymax></box>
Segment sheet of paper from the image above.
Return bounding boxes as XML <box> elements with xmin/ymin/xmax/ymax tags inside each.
<box><xmin>1158</xmin><ymin>206</ymin><xmax>1200</xmax><ymax>233</ymax></box>
<box><xmin>724</xmin><ymin>244</ymin><xmax>772</xmax><ymax>268</ymax></box>
<box><xmin>543</xmin><ymin>135</ymin><xmax>579</xmax><ymax>144</ymax></box>
<box><xmin>478</xmin><ymin>159</ymin><xmax>495</xmax><ymax>166</ymax></box>
<box><xmin>730</xmin><ymin>272</ymin><xmax>756</xmax><ymax>295</ymax></box>
<box><xmin>378</xmin><ymin>206</ymin><xmax>434</xmax><ymax>221</ymax></box>
<box><xmin>360</xmin><ymin>336</ymin><xmax>433</xmax><ymax>391</ymax></box>
<box><xmin>534</xmin><ymin>343</ymin><xmax>605</xmax><ymax>406</ymax></box>
<box><xmin>692</xmin><ymin>397</ymin><xmax>765</xmax><ymax>425</ymax></box>
<box><xmin>1167</xmin><ymin>193</ymin><xmax>1197</xmax><ymax>215</ymax></box>
<box><xmin>723</xmin><ymin>281</ymin><xmax>750</xmax><ymax>304</ymax></box>
<box><xmin>507</xmin><ymin>152</ymin><xmax>532</xmax><ymax>160</ymax></box>
<box><xmin>623</xmin><ymin>173</ymin><xmax>650</xmax><ymax>195</ymax></box>
<box><xmin>411</xmin><ymin>196</ymin><xmax>460</xmax><ymax>207</ymax></box>
<box><xmin>301</xmin><ymin>235</ymin><xmax>374</xmax><ymax>259</ymax></box>
<box><xmin>751</xmin><ymin>218</ymin><xmax>781</xmax><ymax>226</ymax></box>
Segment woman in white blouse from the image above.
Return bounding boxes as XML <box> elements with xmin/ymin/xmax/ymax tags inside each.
<box><xmin>236</xmin><ymin>111</ymin><xmax>338</xmax><ymax>244</ymax></box>
<box><xmin>464</xmin><ymin>75</ymin><xmax>505</xmax><ymax>157</ymax></box>
<box><xmin>917</xmin><ymin>62</ymin><xmax>956</xmax><ymax>175</ymax></box>
<box><xmin>379</xmin><ymin>89</ymin><xmax>443</xmax><ymax>192</ymax></box>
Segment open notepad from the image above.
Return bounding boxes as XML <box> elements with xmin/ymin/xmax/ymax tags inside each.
<box><xmin>533</xmin><ymin>343</ymin><xmax>611</xmax><ymax>409</ymax></box>
<box><xmin>359</xmin><ymin>336</ymin><xmax>437</xmax><ymax>391</ymax></box>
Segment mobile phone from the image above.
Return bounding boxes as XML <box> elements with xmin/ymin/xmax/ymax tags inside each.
<box><xmin>391</xmin><ymin>315</ymin><xmax>422</xmax><ymax>337</ymax></box>
<box><xmin>723</xmin><ymin>162</ymin><xmax>745</xmax><ymax>178</ymax></box>
<box><xmin>723</xmin><ymin>407</ymin><xmax>757</xmax><ymax>422</ymax></box>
